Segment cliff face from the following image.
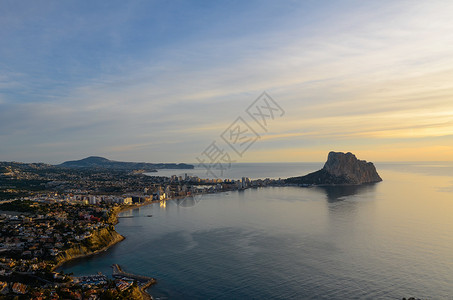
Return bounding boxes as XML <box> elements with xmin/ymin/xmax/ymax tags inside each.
<box><xmin>286</xmin><ymin>151</ymin><xmax>382</xmax><ymax>185</ymax></box>
<box><xmin>54</xmin><ymin>227</ymin><xmax>124</xmax><ymax>266</ymax></box>
<box><xmin>323</xmin><ymin>152</ymin><xmax>382</xmax><ymax>184</ymax></box>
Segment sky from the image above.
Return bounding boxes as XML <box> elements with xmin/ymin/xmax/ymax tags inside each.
<box><xmin>1</xmin><ymin>0</ymin><xmax>452</xmax><ymax>164</ymax></box>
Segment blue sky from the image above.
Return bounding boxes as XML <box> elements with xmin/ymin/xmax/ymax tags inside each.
<box><xmin>1</xmin><ymin>0</ymin><xmax>453</xmax><ymax>163</ymax></box>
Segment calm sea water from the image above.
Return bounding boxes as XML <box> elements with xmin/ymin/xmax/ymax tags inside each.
<box><xmin>61</xmin><ymin>162</ymin><xmax>453</xmax><ymax>299</ymax></box>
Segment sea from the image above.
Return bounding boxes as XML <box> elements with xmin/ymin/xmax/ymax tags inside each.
<box><xmin>60</xmin><ymin>162</ymin><xmax>453</xmax><ymax>299</ymax></box>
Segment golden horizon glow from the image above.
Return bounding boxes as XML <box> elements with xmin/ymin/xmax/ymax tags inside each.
<box><xmin>1</xmin><ymin>1</ymin><xmax>453</xmax><ymax>163</ymax></box>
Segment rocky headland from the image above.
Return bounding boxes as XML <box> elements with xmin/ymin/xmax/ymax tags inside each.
<box><xmin>54</xmin><ymin>227</ymin><xmax>125</xmax><ymax>268</ymax></box>
<box><xmin>286</xmin><ymin>151</ymin><xmax>382</xmax><ymax>185</ymax></box>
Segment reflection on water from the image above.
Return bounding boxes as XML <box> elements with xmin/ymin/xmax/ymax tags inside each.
<box><xmin>119</xmin><ymin>208</ymin><xmax>133</xmax><ymax>217</ymax></box>
<box><xmin>315</xmin><ymin>183</ymin><xmax>378</xmax><ymax>202</ymax></box>
<box><xmin>174</xmin><ymin>194</ymin><xmax>203</xmax><ymax>208</ymax></box>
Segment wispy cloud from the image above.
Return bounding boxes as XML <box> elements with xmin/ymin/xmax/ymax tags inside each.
<box><xmin>1</xmin><ymin>1</ymin><xmax>453</xmax><ymax>162</ymax></box>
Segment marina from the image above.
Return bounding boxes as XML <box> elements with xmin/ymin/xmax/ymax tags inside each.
<box><xmin>111</xmin><ymin>264</ymin><xmax>156</xmax><ymax>289</ymax></box>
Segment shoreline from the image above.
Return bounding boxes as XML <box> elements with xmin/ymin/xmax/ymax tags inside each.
<box><xmin>55</xmin><ymin>193</ymin><xmax>229</xmax><ymax>298</ymax></box>
<box><xmin>55</xmin><ymin>200</ymin><xmax>158</xmax><ymax>298</ymax></box>
<box><xmin>52</xmin><ymin>205</ymin><xmax>132</xmax><ymax>271</ymax></box>
<box><xmin>52</xmin><ymin>232</ymin><xmax>125</xmax><ymax>271</ymax></box>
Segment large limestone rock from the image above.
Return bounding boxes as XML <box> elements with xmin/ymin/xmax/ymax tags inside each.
<box><xmin>286</xmin><ymin>151</ymin><xmax>382</xmax><ymax>185</ymax></box>
<box><xmin>323</xmin><ymin>151</ymin><xmax>382</xmax><ymax>184</ymax></box>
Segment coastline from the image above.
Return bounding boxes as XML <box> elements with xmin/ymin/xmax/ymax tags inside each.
<box><xmin>55</xmin><ymin>201</ymin><xmax>157</xmax><ymax>299</ymax></box>
<box><xmin>52</xmin><ymin>231</ymin><xmax>125</xmax><ymax>271</ymax></box>
<box><xmin>52</xmin><ymin>205</ymin><xmax>127</xmax><ymax>271</ymax></box>
<box><xmin>55</xmin><ymin>194</ymin><xmax>220</xmax><ymax>298</ymax></box>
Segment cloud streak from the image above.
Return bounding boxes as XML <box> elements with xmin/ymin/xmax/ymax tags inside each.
<box><xmin>1</xmin><ymin>1</ymin><xmax>453</xmax><ymax>162</ymax></box>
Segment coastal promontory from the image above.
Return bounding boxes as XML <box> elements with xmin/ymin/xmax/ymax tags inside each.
<box><xmin>286</xmin><ymin>151</ymin><xmax>382</xmax><ymax>185</ymax></box>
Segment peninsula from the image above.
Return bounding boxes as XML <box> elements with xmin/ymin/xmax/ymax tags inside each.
<box><xmin>286</xmin><ymin>151</ymin><xmax>382</xmax><ymax>185</ymax></box>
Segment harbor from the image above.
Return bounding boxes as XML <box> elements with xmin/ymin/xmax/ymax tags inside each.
<box><xmin>112</xmin><ymin>264</ymin><xmax>157</xmax><ymax>290</ymax></box>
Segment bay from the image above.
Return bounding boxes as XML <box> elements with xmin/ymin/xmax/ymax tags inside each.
<box><xmin>61</xmin><ymin>162</ymin><xmax>453</xmax><ymax>299</ymax></box>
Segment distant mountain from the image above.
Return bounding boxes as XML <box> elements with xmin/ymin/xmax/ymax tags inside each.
<box><xmin>58</xmin><ymin>156</ymin><xmax>194</xmax><ymax>170</ymax></box>
<box><xmin>286</xmin><ymin>151</ymin><xmax>382</xmax><ymax>185</ymax></box>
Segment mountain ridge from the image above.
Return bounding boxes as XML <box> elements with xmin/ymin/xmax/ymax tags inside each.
<box><xmin>58</xmin><ymin>156</ymin><xmax>194</xmax><ymax>170</ymax></box>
